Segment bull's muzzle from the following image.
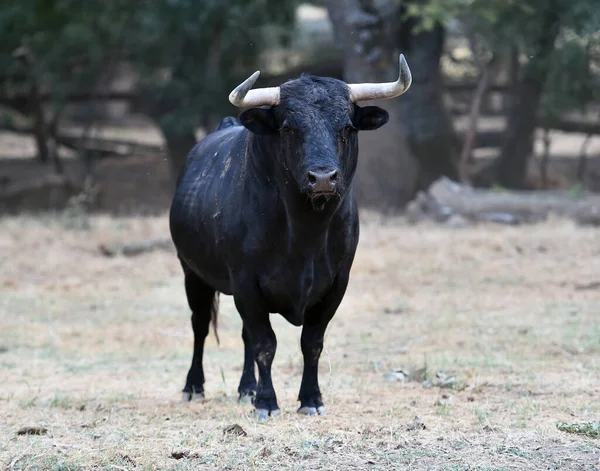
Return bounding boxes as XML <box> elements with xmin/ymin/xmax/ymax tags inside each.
<box><xmin>307</xmin><ymin>169</ymin><xmax>338</xmax><ymax>195</ymax></box>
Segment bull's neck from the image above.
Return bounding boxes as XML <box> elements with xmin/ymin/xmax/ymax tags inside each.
<box><xmin>245</xmin><ymin>132</ymin><xmax>348</xmax><ymax>241</ymax></box>
<box><xmin>245</xmin><ymin>132</ymin><xmax>278</xmax><ymax>183</ymax></box>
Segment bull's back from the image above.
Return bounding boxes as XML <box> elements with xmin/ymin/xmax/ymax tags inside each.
<box><xmin>169</xmin><ymin>123</ymin><xmax>247</xmax><ymax>293</ymax></box>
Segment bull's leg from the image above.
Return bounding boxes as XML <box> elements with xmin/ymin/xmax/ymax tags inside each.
<box><xmin>235</xmin><ymin>293</ymin><xmax>279</xmax><ymax>420</ymax></box>
<box><xmin>180</xmin><ymin>263</ymin><xmax>216</xmax><ymax>401</ymax></box>
<box><xmin>297</xmin><ymin>273</ymin><xmax>350</xmax><ymax>416</ymax></box>
<box><xmin>245</xmin><ymin>317</ymin><xmax>279</xmax><ymax>420</ymax></box>
<box><xmin>237</xmin><ymin>326</ymin><xmax>257</xmax><ymax>404</ymax></box>
<box><xmin>233</xmin><ymin>286</ymin><xmax>279</xmax><ymax>420</ymax></box>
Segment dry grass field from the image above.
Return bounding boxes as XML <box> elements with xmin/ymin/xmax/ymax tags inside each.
<box><xmin>1</xmin><ymin>211</ymin><xmax>599</xmax><ymax>470</ymax></box>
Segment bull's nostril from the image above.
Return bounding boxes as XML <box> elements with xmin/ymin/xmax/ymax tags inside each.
<box><xmin>307</xmin><ymin>169</ymin><xmax>338</xmax><ymax>193</ymax></box>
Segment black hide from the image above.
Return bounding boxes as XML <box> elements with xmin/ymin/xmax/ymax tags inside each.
<box><xmin>169</xmin><ymin>74</ymin><xmax>389</xmax><ymax>416</ymax></box>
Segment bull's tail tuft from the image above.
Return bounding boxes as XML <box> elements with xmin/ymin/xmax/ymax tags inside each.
<box><xmin>211</xmin><ymin>292</ymin><xmax>220</xmax><ymax>346</ymax></box>
<box><xmin>215</xmin><ymin>116</ymin><xmax>240</xmax><ymax>132</ymax></box>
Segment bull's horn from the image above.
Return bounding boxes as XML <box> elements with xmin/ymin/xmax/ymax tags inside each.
<box><xmin>347</xmin><ymin>53</ymin><xmax>412</xmax><ymax>103</ymax></box>
<box><xmin>229</xmin><ymin>71</ymin><xmax>280</xmax><ymax>108</ymax></box>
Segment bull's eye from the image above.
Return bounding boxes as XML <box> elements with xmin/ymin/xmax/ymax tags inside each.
<box><xmin>280</xmin><ymin>121</ymin><xmax>295</xmax><ymax>134</ymax></box>
<box><xmin>338</xmin><ymin>125</ymin><xmax>356</xmax><ymax>146</ymax></box>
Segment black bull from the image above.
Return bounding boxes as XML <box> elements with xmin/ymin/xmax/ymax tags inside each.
<box><xmin>169</xmin><ymin>54</ymin><xmax>412</xmax><ymax>419</ymax></box>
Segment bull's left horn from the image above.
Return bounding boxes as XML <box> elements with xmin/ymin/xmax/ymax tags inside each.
<box><xmin>347</xmin><ymin>53</ymin><xmax>412</xmax><ymax>103</ymax></box>
<box><xmin>229</xmin><ymin>71</ymin><xmax>280</xmax><ymax>108</ymax></box>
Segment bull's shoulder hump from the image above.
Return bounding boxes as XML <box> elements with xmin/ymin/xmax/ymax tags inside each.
<box><xmin>203</xmin><ymin>125</ymin><xmax>244</xmax><ymax>147</ymax></box>
<box><xmin>189</xmin><ymin>126</ymin><xmax>245</xmax><ymax>159</ymax></box>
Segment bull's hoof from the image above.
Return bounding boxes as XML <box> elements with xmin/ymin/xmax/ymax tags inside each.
<box><xmin>297</xmin><ymin>393</ymin><xmax>325</xmax><ymax>416</ymax></box>
<box><xmin>254</xmin><ymin>408</ymin><xmax>281</xmax><ymax>421</ymax></box>
<box><xmin>238</xmin><ymin>391</ymin><xmax>255</xmax><ymax>405</ymax></box>
<box><xmin>181</xmin><ymin>390</ymin><xmax>205</xmax><ymax>402</ymax></box>
<box><xmin>297</xmin><ymin>405</ymin><xmax>326</xmax><ymax>416</ymax></box>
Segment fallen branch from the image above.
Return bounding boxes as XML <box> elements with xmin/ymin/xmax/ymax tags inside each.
<box><xmin>16</xmin><ymin>426</ymin><xmax>48</xmax><ymax>436</ymax></box>
<box><xmin>99</xmin><ymin>238</ymin><xmax>173</xmax><ymax>257</ymax></box>
<box><xmin>0</xmin><ymin>90</ymin><xmax>139</xmax><ymax>111</ymax></box>
<box><xmin>574</xmin><ymin>281</ymin><xmax>600</xmax><ymax>291</ymax></box>
<box><xmin>549</xmin><ymin>118</ymin><xmax>600</xmax><ymax>136</ymax></box>
<box><xmin>0</xmin><ymin>117</ymin><xmax>164</xmax><ymax>159</ymax></box>
<box><xmin>406</xmin><ymin>177</ymin><xmax>600</xmax><ymax>226</ymax></box>
<box><xmin>56</xmin><ymin>134</ymin><xmax>164</xmax><ymax>159</ymax></box>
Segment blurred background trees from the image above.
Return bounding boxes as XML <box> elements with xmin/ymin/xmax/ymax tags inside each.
<box><xmin>129</xmin><ymin>0</ymin><xmax>298</xmax><ymax>176</ymax></box>
<box><xmin>1</xmin><ymin>0</ymin><xmax>599</xmax><ymax>214</ymax></box>
<box><xmin>0</xmin><ymin>0</ymin><xmax>298</xmax><ymax>179</ymax></box>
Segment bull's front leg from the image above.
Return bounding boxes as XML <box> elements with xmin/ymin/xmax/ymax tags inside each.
<box><xmin>297</xmin><ymin>272</ymin><xmax>350</xmax><ymax>416</ymax></box>
<box><xmin>237</xmin><ymin>326</ymin><xmax>257</xmax><ymax>403</ymax></box>
<box><xmin>234</xmin><ymin>294</ymin><xmax>279</xmax><ymax>420</ymax></box>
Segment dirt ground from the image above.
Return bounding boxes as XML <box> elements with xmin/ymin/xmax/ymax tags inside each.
<box><xmin>1</xmin><ymin>211</ymin><xmax>599</xmax><ymax>470</ymax></box>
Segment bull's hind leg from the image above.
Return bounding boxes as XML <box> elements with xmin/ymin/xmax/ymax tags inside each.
<box><xmin>180</xmin><ymin>262</ymin><xmax>216</xmax><ymax>401</ymax></box>
<box><xmin>297</xmin><ymin>272</ymin><xmax>350</xmax><ymax>416</ymax></box>
<box><xmin>237</xmin><ymin>326</ymin><xmax>257</xmax><ymax>404</ymax></box>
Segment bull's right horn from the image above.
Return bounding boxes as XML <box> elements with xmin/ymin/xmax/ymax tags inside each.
<box><xmin>347</xmin><ymin>53</ymin><xmax>412</xmax><ymax>103</ymax></box>
<box><xmin>229</xmin><ymin>71</ymin><xmax>280</xmax><ymax>108</ymax></box>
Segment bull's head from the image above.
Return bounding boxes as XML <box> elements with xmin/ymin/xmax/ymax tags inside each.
<box><xmin>229</xmin><ymin>54</ymin><xmax>412</xmax><ymax>212</ymax></box>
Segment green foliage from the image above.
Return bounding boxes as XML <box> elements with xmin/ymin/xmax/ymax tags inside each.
<box><xmin>405</xmin><ymin>0</ymin><xmax>600</xmax><ymax>118</ymax></box>
<box><xmin>0</xmin><ymin>0</ymin><xmax>135</xmax><ymax>106</ymax></box>
<box><xmin>556</xmin><ymin>421</ymin><xmax>600</xmax><ymax>438</ymax></box>
<box><xmin>0</xmin><ymin>0</ymin><xmax>300</xmax><ymax>132</ymax></box>
<box><xmin>539</xmin><ymin>1</ymin><xmax>600</xmax><ymax>120</ymax></box>
<box><xmin>128</xmin><ymin>0</ymin><xmax>299</xmax><ymax>132</ymax></box>
<box><xmin>404</xmin><ymin>0</ymin><xmax>528</xmax><ymax>38</ymax></box>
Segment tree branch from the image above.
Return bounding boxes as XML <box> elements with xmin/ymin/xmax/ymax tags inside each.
<box><xmin>458</xmin><ymin>33</ymin><xmax>493</xmax><ymax>184</ymax></box>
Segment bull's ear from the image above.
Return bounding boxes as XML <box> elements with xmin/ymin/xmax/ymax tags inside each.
<box><xmin>239</xmin><ymin>108</ymin><xmax>278</xmax><ymax>135</ymax></box>
<box><xmin>353</xmin><ymin>105</ymin><xmax>389</xmax><ymax>131</ymax></box>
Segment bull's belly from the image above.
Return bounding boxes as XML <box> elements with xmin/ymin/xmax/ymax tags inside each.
<box><xmin>268</xmin><ymin>302</ymin><xmax>312</xmax><ymax>327</ymax></box>
<box><xmin>171</xmin><ymin>235</ymin><xmax>233</xmax><ymax>295</ymax></box>
<box><xmin>261</xmin><ymin>275</ymin><xmax>335</xmax><ymax>326</ymax></box>
<box><xmin>190</xmin><ymin>263</ymin><xmax>233</xmax><ymax>295</ymax></box>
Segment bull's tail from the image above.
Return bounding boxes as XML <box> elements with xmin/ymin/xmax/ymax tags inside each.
<box><xmin>214</xmin><ymin>116</ymin><xmax>240</xmax><ymax>132</ymax></box>
<box><xmin>211</xmin><ymin>292</ymin><xmax>220</xmax><ymax>346</ymax></box>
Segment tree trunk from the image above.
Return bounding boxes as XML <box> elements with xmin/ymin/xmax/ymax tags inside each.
<box><xmin>161</xmin><ymin>127</ymin><xmax>197</xmax><ymax>183</ymax></box>
<box><xmin>397</xmin><ymin>17</ymin><xmax>461</xmax><ymax>190</ymax></box>
<box><xmin>138</xmin><ymin>93</ymin><xmax>197</xmax><ymax>186</ymax></box>
<box><xmin>494</xmin><ymin>8</ymin><xmax>561</xmax><ymax>189</ymax></box>
<box><xmin>325</xmin><ymin>0</ymin><xmax>418</xmax><ymax>210</ymax></box>
<box><xmin>328</xmin><ymin>0</ymin><xmax>461</xmax><ymax>203</ymax></box>
<box><xmin>14</xmin><ymin>47</ymin><xmax>54</xmax><ymax>166</ymax></box>
<box><xmin>494</xmin><ymin>70</ymin><xmax>545</xmax><ymax>189</ymax></box>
